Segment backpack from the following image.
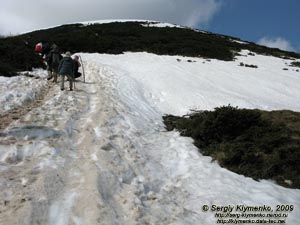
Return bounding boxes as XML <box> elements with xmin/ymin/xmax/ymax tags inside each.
<box><xmin>51</xmin><ymin>52</ymin><xmax>63</xmax><ymax>66</ymax></box>
<box><xmin>42</xmin><ymin>42</ymin><xmax>50</xmax><ymax>55</ymax></box>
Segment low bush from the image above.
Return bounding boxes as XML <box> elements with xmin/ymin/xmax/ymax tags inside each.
<box><xmin>290</xmin><ymin>61</ymin><xmax>300</xmax><ymax>68</ymax></box>
<box><xmin>239</xmin><ymin>62</ymin><xmax>258</xmax><ymax>68</ymax></box>
<box><xmin>245</xmin><ymin>64</ymin><xmax>258</xmax><ymax>68</ymax></box>
<box><xmin>163</xmin><ymin>106</ymin><xmax>300</xmax><ymax>188</ymax></box>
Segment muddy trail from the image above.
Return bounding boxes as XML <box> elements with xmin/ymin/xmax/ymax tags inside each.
<box><xmin>0</xmin><ymin>62</ymin><xmax>186</xmax><ymax>225</ymax></box>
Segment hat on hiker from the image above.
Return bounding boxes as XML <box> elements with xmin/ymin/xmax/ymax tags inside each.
<box><xmin>65</xmin><ymin>51</ymin><xmax>71</xmax><ymax>57</ymax></box>
<box><xmin>35</xmin><ymin>42</ymin><xmax>42</xmax><ymax>53</ymax></box>
<box><xmin>51</xmin><ymin>44</ymin><xmax>58</xmax><ymax>50</ymax></box>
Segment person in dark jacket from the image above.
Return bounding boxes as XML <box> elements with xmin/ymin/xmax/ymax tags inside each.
<box><xmin>73</xmin><ymin>55</ymin><xmax>82</xmax><ymax>79</ymax></box>
<box><xmin>41</xmin><ymin>42</ymin><xmax>50</xmax><ymax>58</ymax></box>
<box><xmin>47</xmin><ymin>44</ymin><xmax>62</xmax><ymax>82</ymax></box>
<box><xmin>38</xmin><ymin>42</ymin><xmax>52</xmax><ymax>80</ymax></box>
<box><xmin>34</xmin><ymin>41</ymin><xmax>53</xmax><ymax>80</ymax></box>
<box><xmin>58</xmin><ymin>51</ymin><xmax>75</xmax><ymax>91</ymax></box>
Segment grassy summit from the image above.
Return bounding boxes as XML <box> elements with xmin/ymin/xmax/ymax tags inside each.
<box><xmin>1</xmin><ymin>21</ymin><xmax>299</xmax><ymax>76</ymax></box>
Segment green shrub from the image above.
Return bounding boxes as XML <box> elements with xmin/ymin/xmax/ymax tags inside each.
<box><xmin>290</xmin><ymin>61</ymin><xmax>300</xmax><ymax>68</ymax></box>
<box><xmin>239</xmin><ymin>62</ymin><xmax>258</xmax><ymax>68</ymax></box>
<box><xmin>163</xmin><ymin>106</ymin><xmax>300</xmax><ymax>188</ymax></box>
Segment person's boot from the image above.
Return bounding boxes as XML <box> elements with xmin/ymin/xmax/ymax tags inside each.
<box><xmin>47</xmin><ymin>71</ymin><xmax>53</xmax><ymax>80</ymax></box>
<box><xmin>53</xmin><ymin>73</ymin><xmax>58</xmax><ymax>83</ymax></box>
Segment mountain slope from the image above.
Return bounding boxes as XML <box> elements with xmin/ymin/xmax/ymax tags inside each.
<box><xmin>1</xmin><ymin>21</ymin><xmax>300</xmax><ymax>224</ymax></box>
<box><xmin>1</xmin><ymin>50</ymin><xmax>300</xmax><ymax>224</ymax></box>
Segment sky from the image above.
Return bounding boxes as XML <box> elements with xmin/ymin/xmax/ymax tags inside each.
<box><xmin>0</xmin><ymin>0</ymin><xmax>299</xmax><ymax>53</ymax></box>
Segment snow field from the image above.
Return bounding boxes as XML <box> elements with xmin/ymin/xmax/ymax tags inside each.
<box><xmin>81</xmin><ymin>52</ymin><xmax>300</xmax><ymax>224</ymax></box>
<box><xmin>0</xmin><ymin>51</ymin><xmax>300</xmax><ymax>224</ymax></box>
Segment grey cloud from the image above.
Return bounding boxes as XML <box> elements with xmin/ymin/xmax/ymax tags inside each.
<box><xmin>0</xmin><ymin>0</ymin><xmax>221</xmax><ymax>35</ymax></box>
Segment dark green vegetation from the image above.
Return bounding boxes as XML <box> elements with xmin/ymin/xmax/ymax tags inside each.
<box><xmin>163</xmin><ymin>106</ymin><xmax>300</xmax><ymax>188</ymax></box>
<box><xmin>290</xmin><ymin>61</ymin><xmax>300</xmax><ymax>68</ymax></box>
<box><xmin>0</xmin><ymin>36</ymin><xmax>45</xmax><ymax>76</ymax></box>
<box><xmin>239</xmin><ymin>62</ymin><xmax>258</xmax><ymax>68</ymax></box>
<box><xmin>1</xmin><ymin>21</ymin><xmax>300</xmax><ymax>76</ymax></box>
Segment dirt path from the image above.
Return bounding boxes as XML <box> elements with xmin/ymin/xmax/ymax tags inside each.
<box><xmin>0</xmin><ymin>74</ymin><xmax>87</xmax><ymax>224</ymax></box>
<box><xmin>0</xmin><ymin>63</ymin><xmax>142</xmax><ymax>225</ymax></box>
<box><xmin>0</xmin><ymin>62</ymin><xmax>191</xmax><ymax>225</ymax></box>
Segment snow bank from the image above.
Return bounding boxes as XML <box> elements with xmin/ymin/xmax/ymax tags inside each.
<box><xmin>82</xmin><ymin>50</ymin><xmax>300</xmax><ymax>115</ymax></box>
<box><xmin>80</xmin><ymin>51</ymin><xmax>300</xmax><ymax>224</ymax></box>
<box><xmin>0</xmin><ymin>69</ymin><xmax>48</xmax><ymax>114</ymax></box>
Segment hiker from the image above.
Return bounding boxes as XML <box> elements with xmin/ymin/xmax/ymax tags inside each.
<box><xmin>35</xmin><ymin>41</ymin><xmax>50</xmax><ymax>58</ymax></box>
<box><xmin>41</xmin><ymin>42</ymin><xmax>50</xmax><ymax>58</ymax></box>
<box><xmin>73</xmin><ymin>55</ymin><xmax>82</xmax><ymax>79</ymax></box>
<box><xmin>47</xmin><ymin>44</ymin><xmax>62</xmax><ymax>82</ymax></box>
<box><xmin>34</xmin><ymin>41</ymin><xmax>53</xmax><ymax>80</ymax></box>
<box><xmin>34</xmin><ymin>42</ymin><xmax>43</xmax><ymax>54</ymax></box>
<box><xmin>58</xmin><ymin>51</ymin><xmax>75</xmax><ymax>91</ymax></box>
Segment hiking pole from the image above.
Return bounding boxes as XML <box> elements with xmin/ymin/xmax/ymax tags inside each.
<box><xmin>73</xmin><ymin>72</ymin><xmax>76</xmax><ymax>90</ymax></box>
<box><xmin>79</xmin><ymin>55</ymin><xmax>85</xmax><ymax>83</ymax></box>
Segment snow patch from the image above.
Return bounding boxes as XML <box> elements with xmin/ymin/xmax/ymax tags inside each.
<box><xmin>48</xmin><ymin>191</ymin><xmax>77</xmax><ymax>225</ymax></box>
<box><xmin>0</xmin><ymin>70</ymin><xmax>48</xmax><ymax>114</ymax></box>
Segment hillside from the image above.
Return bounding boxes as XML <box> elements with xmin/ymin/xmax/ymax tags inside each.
<box><xmin>1</xmin><ymin>21</ymin><xmax>300</xmax><ymax>76</ymax></box>
<box><xmin>0</xmin><ymin>21</ymin><xmax>300</xmax><ymax>224</ymax></box>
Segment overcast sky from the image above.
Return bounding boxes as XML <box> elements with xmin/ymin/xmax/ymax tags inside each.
<box><xmin>1</xmin><ymin>0</ymin><xmax>299</xmax><ymax>52</ymax></box>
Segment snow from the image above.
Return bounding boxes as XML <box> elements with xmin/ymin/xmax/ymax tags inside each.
<box><xmin>231</xmin><ymin>39</ymin><xmax>249</xmax><ymax>44</ymax></box>
<box><xmin>48</xmin><ymin>191</ymin><xmax>78</xmax><ymax>225</ymax></box>
<box><xmin>0</xmin><ymin>69</ymin><xmax>48</xmax><ymax>114</ymax></box>
<box><xmin>0</xmin><ymin>50</ymin><xmax>300</xmax><ymax>224</ymax></box>
<box><xmin>78</xmin><ymin>19</ymin><xmax>182</xmax><ymax>29</ymax></box>
<box><xmin>21</xmin><ymin>19</ymin><xmax>157</xmax><ymax>34</ymax></box>
<box><xmin>84</xmin><ymin>50</ymin><xmax>300</xmax><ymax>114</ymax></box>
<box><xmin>141</xmin><ymin>22</ymin><xmax>183</xmax><ymax>28</ymax></box>
<box><xmin>79</xmin><ymin>19</ymin><xmax>152</xmax><ymax>26</ymax></box>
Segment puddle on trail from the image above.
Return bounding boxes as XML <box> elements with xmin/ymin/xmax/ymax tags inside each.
<box><xmin>5</xmin><ymin>125</ymin><xmax>64</xmax><ymax>140</ymax></box>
